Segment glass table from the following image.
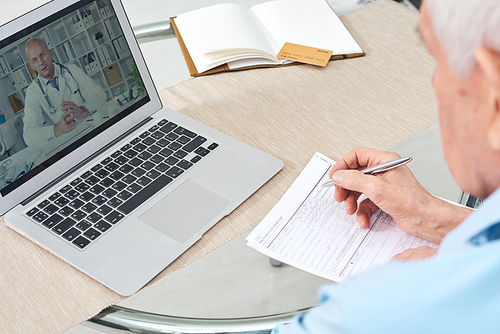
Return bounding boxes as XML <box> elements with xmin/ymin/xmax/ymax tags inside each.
<box><xmin>73</xmin><ymin>1</ymin><xmax>433</xmax><ymax>333</ymax></box>
<box><xmin>69</xmin><ymin>1</ymin><xmax>377</xmax><ymax>333</ymax></box>
<box><xmin>84</xmin><ymin>230</ymin><xmax>327</xmax><ymax>333</ymax></box>
<box><xmin>4</xmin><ymin>1</ymin><xmax>446</xmax><ymax>333</ymax></box>
<box><xmin>80</xmin><ymin>1</ymin><xmax>454</xmax><ymax>331</ymax></box>
<box><xmin>81</xmin><ymin>122</ymin><xmax>464</xmax><ymax>334</ymax></box>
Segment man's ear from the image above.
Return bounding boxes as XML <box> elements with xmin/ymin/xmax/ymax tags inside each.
<box><xmin>476</xmin><ymin>46</ymin><xmax>500</xmax><ymax>151</ymax></box>
<box><xmin>476</xmin><ymin>46</ymin><xmax>500</xmax><ymax>91</ymax></box>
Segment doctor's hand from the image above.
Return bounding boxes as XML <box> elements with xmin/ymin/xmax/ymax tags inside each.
<box><xmin>54</xmin><ymin>113</ymin><xmax>76</xmax><ymax>137</ymax></box>
<box><xmin>328</xmin><ymin>147</ymin><xmax>471</xmax><ymax>245</ymax></box>
<box><xmin>61</xmin><ymin>101</ymin><xmax>89</xmax><ymax>122</ymax></box>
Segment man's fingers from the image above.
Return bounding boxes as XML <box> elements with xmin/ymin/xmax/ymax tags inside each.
<box><xmin>332</xmin><ymin>170</ymin><xmax>384</xmax><ymax>197</ymax></box>
<box><xmin>61</xmin><ymin>101</ymin><xmax>76</xmax><ymax>108</ymax></box>
<box><xmin>392</xmin><ymin>246</ymin><xmax>437</xmax><ymax>261</ymax></box>
<box><xmin>332</xmin><ymin>170</ymin><xmax>391</xmax><ymax>210</ymax></box>
<box><xmin>61</xmin><ymin>102</ymin><xmax>77</xmax><ymax>114</ymax></box>
<box><xmin>62</xmin><ymin>108</ymin><xmax>74</xmax><ymax>117</ymax></box>
<box><xmin>356</xmin><ymin>198</ymin><xmax>379</xmax><ymax>229</ymax></box>
<box><xmin>64</xmin><ymin>114</ymin><xmax>75</xmax><ymax>123</ymax></box>
<box><xmin>345</xmin><ymin>191</ymin><xmax>361</xmax><ymax>215</ymax></box>
<box><xmin>329</xmin><ymin>148</ymin><xmax>400</xmax><ymax>176</ymax></box>
<box><xmin>334</xmin><ymin>185</ymin><xmax>349</xmax><ymax>202</ymax></box>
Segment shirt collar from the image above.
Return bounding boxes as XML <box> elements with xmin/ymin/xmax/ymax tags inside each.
<box><xmin>39</xmin><ymin>63</ymin><xmax>60</xmax><ymax>86</ymax></box>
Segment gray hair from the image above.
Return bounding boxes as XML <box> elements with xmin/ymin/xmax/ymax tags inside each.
<box><xmin>426</xmin><ymin>0</ymin><xmax>500</xmax><ymax>77</ymax></box>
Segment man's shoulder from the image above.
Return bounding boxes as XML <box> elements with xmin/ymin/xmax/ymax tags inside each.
<box><xmin>25</xmin><ymin>78</ymin><xmax>40</xmax><ymax>95</ymax></box>
<box><xmin>65</xmin><ymin>62</ymin><xmax>86</xmax><ymax>75</ymax></box>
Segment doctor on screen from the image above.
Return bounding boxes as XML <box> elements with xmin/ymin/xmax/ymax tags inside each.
<box><xmin>23</xmin><ymin>38</ymin><xmax>107</xmax><ymax>147</ymax></box>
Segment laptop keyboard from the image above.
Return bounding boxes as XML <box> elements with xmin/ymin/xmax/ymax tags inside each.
<box><xmin>24</xmin><ymin>118</ymin><xmax>219</xmax><ymax>250</ymax></box>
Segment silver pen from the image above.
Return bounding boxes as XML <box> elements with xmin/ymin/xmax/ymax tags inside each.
<box><xmin>321</xmin><ymin>156</ymin><xmax>413</xmax><ymax>188</ymax></box>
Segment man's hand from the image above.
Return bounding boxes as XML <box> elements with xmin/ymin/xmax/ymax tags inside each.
<box><xmin>328</xmin><ymin>147</ymin><xmax>471</xmax><ymax>245</ymax></box>
<box><xmin>61</xmin><ymin>101</ymin><xmax>89</xmax><ymax>123</ymax></box>
<box><xmin>53</xmin><ymin>113</ymin><xmax>76</xmax><ymax>137</ymax></box>
<box><xmin>392</xmin><ymin>246</ymin><xmax>437</xmax><ymax>261</ymax></box>
<box><xmin>54</xmin><ymin>101</ymin><xmax>88</xmax><ymax>137</ymax></box>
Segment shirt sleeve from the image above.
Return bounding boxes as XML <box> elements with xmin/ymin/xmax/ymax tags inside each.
<box><xmin>271</xmin><ymin>284</ymin><xmax>350</xmax><ymax>334</ymax></box>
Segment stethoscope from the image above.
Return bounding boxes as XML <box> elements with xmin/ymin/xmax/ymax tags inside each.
<box><xmin>34</xmin><ymin>63</ymin><xmax>85</xmax><ymax>115</ymax></box>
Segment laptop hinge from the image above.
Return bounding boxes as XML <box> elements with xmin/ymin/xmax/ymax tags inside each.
<box><xmin>20</xmin><ymin>117</ymin><xmax>153</xmax><ymax>206</ymax></box>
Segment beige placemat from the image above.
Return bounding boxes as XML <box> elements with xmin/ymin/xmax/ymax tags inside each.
<box><xmin>0</xmin><ymin>1</ymin><xmax>437</xmax><ymax>333</ymax></box>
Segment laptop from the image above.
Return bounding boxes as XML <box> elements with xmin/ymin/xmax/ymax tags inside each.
<box><xmin>0</xmin><ymin>0</ymin><xmax>283</xmax><ymax>296</ymax></box>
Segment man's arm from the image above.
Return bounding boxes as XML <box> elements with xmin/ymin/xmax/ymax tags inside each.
<box><xmin>272</xmin><ymin>240</ymin><xmax>496</xmax><ymax>334</ymax></box>
<box><xmin>328</xmin><ymin>147</ymin><xmax>472</xmax><ymax>245</ymax></box>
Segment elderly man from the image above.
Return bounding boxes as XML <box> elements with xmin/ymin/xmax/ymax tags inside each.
<box><xmin>23</xmin><ymin>38</ymin><xmax>107</xmax><ymax>147</ymax></box>
<box><xmin>273</xmin><ymin>0</ymin><xmax>500</xmax><ymax>333</ymax></box>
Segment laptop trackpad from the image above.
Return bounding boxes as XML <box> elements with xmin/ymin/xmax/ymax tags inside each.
<box><xmin>139</xmin><ymin>180</ymin><xmax>232</xmax><ymax>243</ymax></box>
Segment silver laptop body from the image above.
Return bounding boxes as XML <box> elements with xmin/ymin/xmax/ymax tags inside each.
<box><xmin>0</xmin><ymin>0</ymin><xmax>283</xmax><ymax>296</ymax></box>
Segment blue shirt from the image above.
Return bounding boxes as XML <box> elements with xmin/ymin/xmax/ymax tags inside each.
<box><xmin>273</xmin><ymin>188</ymin><xmax>500</xmax><ymax>334</ymax></box>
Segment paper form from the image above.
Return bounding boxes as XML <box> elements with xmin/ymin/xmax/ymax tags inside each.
<box><xmin>246</xmin><ymin>153</ymin><xmax>437</xmax><ymax>282</ymax></box>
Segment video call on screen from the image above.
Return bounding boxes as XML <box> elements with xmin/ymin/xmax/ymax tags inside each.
<box><xmin>0</xmin><ymin>0</ymin><xmax>147</xmax><ymax>194</ymax></box>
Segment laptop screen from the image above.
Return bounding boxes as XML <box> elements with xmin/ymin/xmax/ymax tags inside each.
<box><xmin>0</xmin><ymin>0</ymin><xmax>150</xmax><ymax>196</ymax></box>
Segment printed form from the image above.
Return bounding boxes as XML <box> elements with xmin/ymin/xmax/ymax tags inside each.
<box><xmin>246</xmin><ymin>153</ymin><xmax>436</xmax><ymax>282</ymax></box>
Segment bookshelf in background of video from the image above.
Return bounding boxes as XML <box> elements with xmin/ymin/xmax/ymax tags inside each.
<box><xmin>0</xmin><ymin>0</ymin><xmax>136</xmax><ymax>123</ymax></box>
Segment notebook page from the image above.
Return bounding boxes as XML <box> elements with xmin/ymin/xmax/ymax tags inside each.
<box><xmin>251</xmin><ymin>0</ymin><xmax>363</xmax><ymax>55</ymax></box>
<box><xmin>174</xmin><ymin>3</ymin><xmax>277</xmax><ymax>67</ymax></box>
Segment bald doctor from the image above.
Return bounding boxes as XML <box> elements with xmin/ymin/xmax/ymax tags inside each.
<box><xmin>23</xmin><ymin>38</ymin><xmax>107</xmax><ymax>147</ymax></box>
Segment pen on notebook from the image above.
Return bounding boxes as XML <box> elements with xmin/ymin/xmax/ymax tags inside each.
<box><xmin>321</xmin><ymin>156</ymin><xmax>413</xmax><ymax>188</ymax></box>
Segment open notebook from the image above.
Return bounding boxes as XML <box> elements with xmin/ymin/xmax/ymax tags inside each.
<box><xmin>172</xmin><ymin>0</ymin><xmax>364</xmax><ymax>76</ymax></box>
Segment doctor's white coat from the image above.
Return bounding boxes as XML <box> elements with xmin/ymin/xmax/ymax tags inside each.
<box><xmin>23</xmin><ymin>63</ymin><xmax>107</xmax><ymax>147</ymax></box>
